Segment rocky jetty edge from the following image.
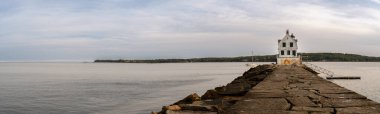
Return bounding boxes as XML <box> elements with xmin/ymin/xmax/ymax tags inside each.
<box><xmin>152</xmin><ymin>64</ymin><xmax>277</xmax><ymax>114</ymax></box>
<box><xmin>152</xmin><ymin>64</ymin><xmax>380</xmax><ymax>114</ymax></box>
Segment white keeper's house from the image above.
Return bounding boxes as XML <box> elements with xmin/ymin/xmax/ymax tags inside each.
<box><xmin>277</xmin><ymin>30</ymin><xmax>301</xmax><ymax>65</ymax></box>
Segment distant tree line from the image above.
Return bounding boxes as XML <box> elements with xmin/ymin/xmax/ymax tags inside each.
<box><xmin>299</xmin><ymin>53</ymin><xmax>380</xmax><ymax>62</ymax></box>
<box><xmin>94</xmin><ymin>53</ymin><xmax>380</xmax><ymax>63</ymax></box>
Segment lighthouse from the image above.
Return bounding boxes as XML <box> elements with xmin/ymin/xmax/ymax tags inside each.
<box><xmin>277</xmin><ymin>30</ymin><xmax>301</xmax><ymax>65</ymax></box>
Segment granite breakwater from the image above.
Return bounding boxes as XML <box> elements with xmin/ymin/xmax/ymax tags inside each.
<box><xmin>153</xmin><ymin>64</ymin><xmax>380</xmax><ymax>114</ymax></box>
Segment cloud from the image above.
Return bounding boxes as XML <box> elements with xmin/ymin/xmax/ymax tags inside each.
<box><xmin>0</xmin><ymin>0</ymin><xmax>380</xmax><ymax>61</ymax></box>
<box><xmin>371</xmin><ymin>0</ymin><xmax>380</xmax><ymax>4</ymax></box>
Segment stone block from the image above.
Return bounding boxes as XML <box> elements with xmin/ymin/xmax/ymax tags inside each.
<box><xmin>178</xmin><ymin>101</ymin><xmax>217</xmax><ymax>112</ymax></box>
<box><xmin>166</xmin><ymin>110</ymin><xmax>217</xmax><ymax>114</ymax></box>
<box><xmin>286</xmin><ymin>89</ymin><xmax>314</xmax><ymax>97</ymax></box>
<box><xmin>318</xmin><ymin>89</ymin><xmax>354</xmax><ymax>94</ymax></box>
<box><xmin>174</xmin><ymin>93</ymin><xmax>201</xmax><ymax>105</ymax></box>
<box><xmin>291</xmin><ymin>106</ymin><xmax>334</xmax><ymax>113</ymax></box>
<box><xmin>230</xmin><ymin>98</ymin><xmax>291</xmax><ymax>111</ymax></box>
<box><xmin>245</xmin><ymin>89</ymin><xmax>287</xmax><ymax>98</ymax></box>
<box><xmin>225</xmin><ymin>110</ymin><xmax>308</xmax><ymax>114</ymax></box>
<box><xmin>320</xmin><ymin>93</ymin><xmax>366</xmax><ymax>99</ymax></box>
<box><xmin>321</xmin><ymin>98</ymin><xmax>379</xmax><ymax>108</ymax></box>
<box><xmin>201</xmin><ymin>90</ymin><xmax>221</xmax><ymax>100</ymax></box>
<box><xmin>215</xmin><ymin>82</ymin><xmax>251</xmax><ymax>95</ymax></box>
<box><xmin>336</xmin><ymin>105</ymin><xmax>380</xmax><ymax>114</ymax></box>
<box><xmin>286</xmin><ymin>97</ymin><xmax>319</xmax><ymax>107</ymax></box>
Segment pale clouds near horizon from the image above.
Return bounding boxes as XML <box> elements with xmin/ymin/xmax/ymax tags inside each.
<box><xmin>0</xmin><ymin>0</ymin><xmax>379</xmax><ymax>61</ymax></box>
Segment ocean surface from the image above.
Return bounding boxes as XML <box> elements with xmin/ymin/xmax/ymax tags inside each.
<box><xmin>0</xmin><ymin>62</ymin><xmax>379</xmax><ymax>114</ymax></box>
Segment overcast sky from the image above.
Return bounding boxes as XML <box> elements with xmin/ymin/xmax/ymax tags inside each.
<box><xmin>1</xmin><ymin>0</ymin><xmax>380</xmax><ymax>61</ymax></box>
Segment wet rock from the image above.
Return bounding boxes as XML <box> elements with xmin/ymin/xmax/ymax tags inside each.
<box><xmin>178</xmin><ymin>101</ymin><xmax>218</xmax><ymax>112</ymax></box>
<box><xmin>158</xmin><ymin>105</ymin><xmax>182</xmax><ymax>114</ymax></box>
<box><xmin>174</xmin><ymin>93</ymin><xmax>201</xmax><ymax>105</ymax></box>
<box><xmin>247</xmin><ymin>74</ymin><xmax>267</xmax><ymax>81</ymax></box>
<box><xmin>215</xmin><ymin>82</ymin><xmax>251</xmax><ymax>96</ymax></box>
<box><xmin>221</xmin><ymin>96</ymin><xmax>244</xmax><ymax>102</ymax></box>
<box><xmin>201</xmin><ymin>90</ymin><xmax>221</xmax><ymax>100</ymax></box>
<box><xmin>242</xmin><ymin>65</ymin><xmax>275</xmax><ymax>76</ymax></box>
<box><xmin>164</xmin><ymin>105</ymin><xmax>182</xmax><ymax>111</ymax></box>
<box><xmin>155</xmin><ymin>65</ymin><xmax>277</xmax><ymax>113</ymax></box>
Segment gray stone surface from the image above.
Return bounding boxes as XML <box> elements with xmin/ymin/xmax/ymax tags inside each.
<box><xmin>166</xmin><ymin>110</ymin><xmax>217</xmax><ymax>114</ymax></box>
<box><xmin>336</xmin><ymin>105</ymin><xmax>380</xmax><ymax>114</ymax></box>
<box><xmin>291</xmin><ymin>106</ymin><xmax>334</xmax><ymax>113</ymax></box>
<box><xmin>157</xmin><ymin>65</ymin><xmax>380</xmax><ymax>114</ymax></box>
<box><xmin>225</xmin><ymin>65</ymin><xmax>380</xmax><ymax>114</ymax></box>
<box><xmin>320</xmin><ymin>93</ymin><xmax>367</xmax><ymax>99</ymax></box>
<box><xmin>320</xmin><ymin>98</ymin><xmax>379</xmax><ymax>108</ymax></box>
<box><xmin>230</xmin><ymin>98</ymin><xmax>291</xmax><ymax>110</ymax></box>
<box><xmin>318</xmin><ymin>89</ymin><xmax>354</xmax><ymax>94</ymax></box>
<box><xmin>244</xmin><ymin>89</ymin><xmax>287</xmax><ymax>98</ymax></box>
<box><xmin>226</xmin><ymin>110</ymin><xmax>308</xmax><ymax>114</ymax></box>
<box><xmin>286</xmin><ymin>97</ymin><xmax>319</xmax><ymax>107</ymax></box>
<box><xmin>178</xmin><ymin>101</ymin><xmax>217</xmax><ymax>111</ymax></box>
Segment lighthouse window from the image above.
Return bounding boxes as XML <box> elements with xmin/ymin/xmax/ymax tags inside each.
<box><xmin>287</xmin><ymin>50</ymin><xmax>290</xmax><ymax>55</ymax></box>
<box><xmin>282</xmin><ymin>43</ymin><xmax>286</xmax><ymax>47</ymax></box>
<box><xmin>281</xmin><ymin>50</ymin><xmax>284</xmax><ymax>55</ymax></box>
<box><xmin>290</xmin><ymin>42</ymin><xmax>294</xmax><ymax>47</ymax></box>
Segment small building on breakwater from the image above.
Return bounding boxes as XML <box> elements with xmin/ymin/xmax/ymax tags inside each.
<box><xmin>277</xmin><ymin>30</ymin><xmax>301</xmax><ymax>65</ymax></box>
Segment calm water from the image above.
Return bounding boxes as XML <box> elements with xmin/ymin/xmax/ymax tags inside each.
<box><xmin>312</xmin><ymin>62</ymin><xmax>380</xmax><ymax>103</ymax></box>
<box><xmin>0</xmin><ymin>62</ymin><xmax>379</xmax><ymax>114</ymax></box>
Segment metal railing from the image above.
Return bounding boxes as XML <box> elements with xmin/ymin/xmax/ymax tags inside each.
<box><xmin>303</xmin><ymin>62</ymin><xmax>335</xmax><ymax>77</ymax></box>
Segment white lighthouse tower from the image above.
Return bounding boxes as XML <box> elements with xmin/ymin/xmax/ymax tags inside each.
<box><xmin>277</xmin><ymin>30</ymin><xmax>301</xmax><ymax>65</ymax></box>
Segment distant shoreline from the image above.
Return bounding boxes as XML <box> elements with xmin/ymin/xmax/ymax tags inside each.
<box><xmin>94</xmin><ymin>53</ymin><xmax>380</xmax><ymax>63</ymax></box>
